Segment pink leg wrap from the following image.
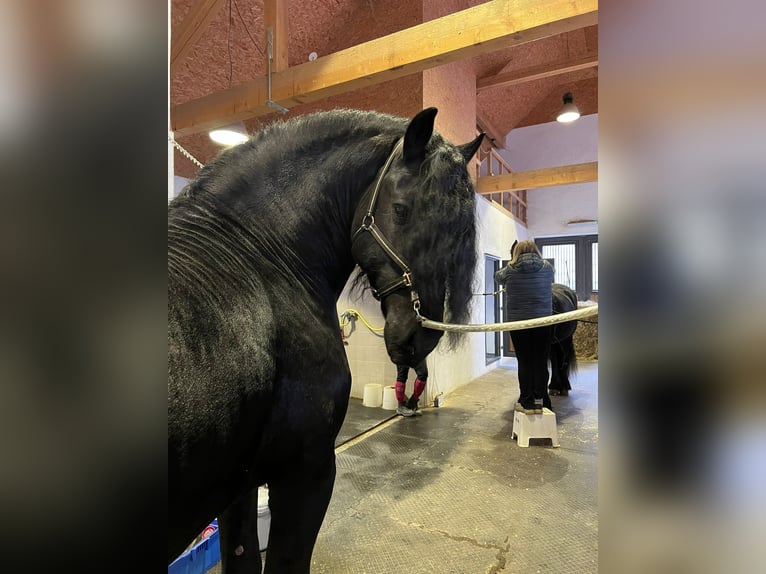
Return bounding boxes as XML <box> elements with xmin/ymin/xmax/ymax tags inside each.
<box><xmin>395</xmin><ymin>381</ymin><xmax>406</xmax><ymax>403</ymax></box>
<box><xmin>413</xmin><ymin>378</ymin><xmax>426</xmax><ymax>400</ymax></box>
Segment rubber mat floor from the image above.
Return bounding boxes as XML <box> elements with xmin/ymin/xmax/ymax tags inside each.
<box><xmin>335</xmin><ymin>397</ymin><xmax>396</xmax><ymax>447</ymax></box>
<box><xmin>208</xmin><ymin>360</ymin><xmax>598</xmax><ymax>573</ymax></box>
<box><xmin>309</xmin><ymin>359</ymin><xmax>598</xmax><ymax>573</ymax></box>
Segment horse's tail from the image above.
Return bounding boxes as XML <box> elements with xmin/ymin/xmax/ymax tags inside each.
<box><xmin>550</xmin><ymin>283</ymin><xmax>578</xmax><ymax>391</ymax></box>
<box><xmin>558</xmin><ymin>332</ymin><xmax>577</xmax><ymax>380</ymax></box>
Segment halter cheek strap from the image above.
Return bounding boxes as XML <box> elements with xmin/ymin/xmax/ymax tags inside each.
<box><xmin>351</xmin><ymin>138</ymin><xmax>421</xmax><ymax>316</ymax></box>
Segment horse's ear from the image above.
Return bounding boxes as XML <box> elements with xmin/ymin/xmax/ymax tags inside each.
<box><xmin>510</xmin><ymin>239</ymin><xmax>518</xmax><ymax>258</ymax></box>
<box><xmin>403</xmin><ymin>108</ymin><xmax>437</xmax><ymax>165</ymax></box>
<box><xmin>458</xmin><ymin>133</ymin><xmax>485</xmax><ymax>163</ymax></box>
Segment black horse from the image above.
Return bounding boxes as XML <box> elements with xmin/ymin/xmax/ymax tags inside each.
<box><xmin>549</xmin><ymin>283</ymin><xmax>578</xmax><ymax>396</ymax></box>
<box><xmin>168</xmin><ymin>108</ymin><xmax>483</xmax><ymax>573</ymax></box>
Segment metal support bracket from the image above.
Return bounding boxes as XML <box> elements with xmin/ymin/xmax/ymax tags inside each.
<box><xmin>266</xmin><ymin>27</ymin><xmax>289</xmax><ymax>114</ymax></box>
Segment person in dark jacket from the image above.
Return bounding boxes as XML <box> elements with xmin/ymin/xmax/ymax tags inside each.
<box><xmin>394</xmin><ymin>359</ymin><xmax>428</xmax><ymax>417</ymax></box>
<box><xmin>495</xmin><ymin>240</ymin><xmax>555</xmax><ymax>414</ymax></box>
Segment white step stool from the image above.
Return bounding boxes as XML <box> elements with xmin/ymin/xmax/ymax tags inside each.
<box><xmin>512</xmin><ymin>408</ymin><xmax>559</xmax><ymax>447</ymax></box>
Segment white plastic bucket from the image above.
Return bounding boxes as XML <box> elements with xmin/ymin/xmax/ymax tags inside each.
<box><xmin>382</xmin><ymin>386</ymin><xmax>398</xmax><ymax>410</ymax></box>
<box><xmin>362</xmin><ymin>384</ymin><xmax>383</xmax><ymax>407</ymax></box>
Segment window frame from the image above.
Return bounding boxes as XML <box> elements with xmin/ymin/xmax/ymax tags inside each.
<box><xmin>535</xmin><ymin>234</ymin><xmax>598</xmax><ymax>301</ymax></box>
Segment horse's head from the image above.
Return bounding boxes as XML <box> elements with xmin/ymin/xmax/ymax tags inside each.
<box><xmin>352</xmin><ymin>108</ymin><xmax>482</xmax><ymax>367</ymax></box>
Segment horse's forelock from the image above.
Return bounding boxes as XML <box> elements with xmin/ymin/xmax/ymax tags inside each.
<box><xmin>406</xmin><ymin>143</ymin><xmax>477</xmax><ymax>346</ymax></box>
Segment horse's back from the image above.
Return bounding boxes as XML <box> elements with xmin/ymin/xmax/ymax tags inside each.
<box><xmin>552</xmin><ymin>283</ymin><xmax>578</xmax><ymax>341</ymax></box>
<box><xmin>552</xmin><ymin>283</ymin><xmax>577</xmax><ymax>311</ymax></box>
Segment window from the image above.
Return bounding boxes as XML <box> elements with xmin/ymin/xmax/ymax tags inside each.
<box><xmin>536</xmin><ymin>235</ymin><xmax>598</xmax><ymax>301</ymax></box>
<box><xmin>541</xmin><ymin>243</ymin><xmax>576</xmax><ymax>290</ymax></box>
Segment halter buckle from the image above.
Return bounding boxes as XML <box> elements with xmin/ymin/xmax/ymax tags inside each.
<box><xmin>361</xmin><ymin>213</ymin><xmax>374</xmax><ymax>230</ymax></box>
<box><xmin>402</xmin><ymin>272</ymin><xmax>412</xmax><ymax>287</ymax></box>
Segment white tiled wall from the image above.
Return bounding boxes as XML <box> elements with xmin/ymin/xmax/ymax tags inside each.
<box><xmin>336</xmin><ymin>282</ymin><xmax>397</xmax><ymax>398</ymax></box>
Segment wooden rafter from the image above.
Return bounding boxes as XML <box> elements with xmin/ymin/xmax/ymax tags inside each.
<box><xmin>264</xmin><ymin>0</ymin><xmax>288</xmax><ymax>72</ymax></box>
<box><xmin>476</xmin><ymin>110</ymin><xmax>507</xmax><ymax>149</ymax></box>
<box><xmin>171</xmin><ymin>0</ymin><xmax>598</xmax><ymax>137</ymax></box>
<box><xmin>477</xmin><ymin>50</ymin><xmax>598</xmax><ymax>92</ymax></box>
<box><xmin>170</xmin><ymin>0</ymin><xmax>227</xmax><ymax>76</ymax></box>
<box><xmin>476</xmin><ymin>162</ymin><xmax>598</xmax><ymax>193</ymax></box>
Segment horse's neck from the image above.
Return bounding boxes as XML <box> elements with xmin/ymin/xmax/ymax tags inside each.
<box><xmin>219</xmin><ymin>147</ymin><xmax>383</xmax><ymax>303</ymax></box>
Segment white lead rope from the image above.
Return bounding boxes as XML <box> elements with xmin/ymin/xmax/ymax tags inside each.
<box><xmin>419</xmin><ymin>305</ymin><xmax>598</xmax><ymax>333</ymax></box>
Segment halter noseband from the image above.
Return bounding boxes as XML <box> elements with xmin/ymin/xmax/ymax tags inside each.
<box><xmin>351</xmin><ymin>138</ymin><xmax>421</xmax><ymax>316</ymax></box>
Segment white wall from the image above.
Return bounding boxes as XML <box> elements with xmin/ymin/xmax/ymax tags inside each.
<box><xmin>172</xmin><ymin>176</ymin><xmax>189</xmax><ymax>201</ymax></box>
<box><xmin>502</xmin><ymin>114</ymin><xmax>598</xmax><ymax>238</ymax></box>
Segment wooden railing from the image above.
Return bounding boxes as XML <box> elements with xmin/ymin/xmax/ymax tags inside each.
<box><xmin>475</xmin><ymin>144</ymin><xmax>527</xmax><ymax>225</ymax></box>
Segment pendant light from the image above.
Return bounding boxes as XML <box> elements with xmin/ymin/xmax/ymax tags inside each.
<box><xmin>209</xmin><ymin>122</ymin><xmax>249</xmax><ymax>146</ymax></box>
<box><xmin>556</xmin><ymin>92</ymin><xmax>580</xmax><ymax>123</ymax></box>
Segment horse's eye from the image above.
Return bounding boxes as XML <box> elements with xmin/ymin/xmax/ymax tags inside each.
<box><xmin>392</xmin><ymin>204</ymin><xmax>410</xmax><ymax>225</ymax></box>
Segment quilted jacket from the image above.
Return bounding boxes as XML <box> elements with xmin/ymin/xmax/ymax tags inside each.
<box><xmin>494</xmin><ymin>253</ymin><xmax>554</xmax><ymax>321</ymax></box>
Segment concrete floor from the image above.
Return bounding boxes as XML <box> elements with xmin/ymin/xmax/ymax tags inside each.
<box><xmin>206</xmin><ymin>359</ymin><xmax>598</xmax><ymax>573</ymax></box>
<box><xmin>309</xmin><ymin>359</ymin><xmax>598</xmax><ymax>573</ymax></box>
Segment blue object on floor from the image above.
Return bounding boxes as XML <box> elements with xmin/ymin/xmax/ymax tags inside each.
<box><xmin>168</xmin><ymin>520</ymin><xmax>220</xmax><ymax>574</ymax></box>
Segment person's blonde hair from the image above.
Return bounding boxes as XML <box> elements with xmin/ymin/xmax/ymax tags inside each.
<box><xmin>510</xmin><ymin>239</ymin><xmax>541</xmax><ymax>264</ymax></box>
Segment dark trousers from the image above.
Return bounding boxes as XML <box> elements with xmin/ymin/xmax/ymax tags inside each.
<box><xmin>510</xmin><ymin>326</ymin><xmax>552</xmax><ymax>409</ymax></box>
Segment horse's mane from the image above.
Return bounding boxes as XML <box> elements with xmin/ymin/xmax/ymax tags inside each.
<box><xmin>406</xmin><ymin>136</ymin><xmax>477</xmax><ymax>348</ymax></box>
<box><xmin>195</xmin><ymin>109</ymin><xmax>407</xmax><ymax>185</ymax></box>
<box><xmin>176</xmin><ymin>109</ymin><xmax>477</xmax><ymax>347</ymax></box>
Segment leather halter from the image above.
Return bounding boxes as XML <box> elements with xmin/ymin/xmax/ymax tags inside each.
<box><xmin>351</xmin><ymin>138</ymin><xmax>421</xmax><ymax>316</ymax></box>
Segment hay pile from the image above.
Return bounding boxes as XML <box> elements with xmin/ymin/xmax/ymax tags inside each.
<box><xmin>573</xmin><ymin>306</ymin><xmax>598</xmax><ymax>360</ymax></box>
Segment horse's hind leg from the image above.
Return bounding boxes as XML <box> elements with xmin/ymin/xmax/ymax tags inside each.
<box><xmin>219</xmin><ymin>487</ymin><xmax>263</xmax><ymax>574</ymax></box>
<box><xmin>550</xmin><ymin>338</ymin><xmax>574</xmax><ymax>396</ymax></box>
<box><xmin>549</xmin><ymin>342</ymin><xmax>572</xmax><ymax>396</ymax></box>
<box><xmin>264</xmin><ymin>453</ymin><xmax>336</xmax><ymax>574</ymax></box>
<box><xmin>549</xmin><ymin>343</ymin><xmax>564</xmax><ymax>395</ymax></box>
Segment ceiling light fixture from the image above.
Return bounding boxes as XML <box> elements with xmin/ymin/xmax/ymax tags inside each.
<box><xmin>556</xmin><ymin>92</ymin><xmax>580</xmax><ymax>123</ymax></box>
<box><xmin>209</xmin><ymin>122</ymin><xmax>249</xmax><ymax>146</ymax></box>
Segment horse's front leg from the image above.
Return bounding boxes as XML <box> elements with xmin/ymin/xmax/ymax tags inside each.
<box><xmin>263</xmin><ymin>451</ymin><xmax>336</xmax><ymax>574</ymax></box>
<box><xmin>219</xmin><ymin>486</ymin><xmax>263</xmax><ymax>574</ymax></box>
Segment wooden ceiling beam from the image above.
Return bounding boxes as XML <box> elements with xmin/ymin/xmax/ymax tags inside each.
<box><xmin>476</xmin><ymin>110</ymin><xmax>507</xmax><ymax>149</ymax></box>
<box><xmin>477</xmin><ymin>50</ymin><xmax>598</xmax><ymax>92</ymax></box>
<box><xmin>476</xmin><ymin>162</ymin><xmax>598</xmax><ymax>193</ymax></box>
<box><xmin>171</xmin><ymin>0</ymin><xmax>598</xmax><ymax>137</ymax></box>
<box><xmin>171</xmin><ymin>0</ymin><xmax>228</xmax><ymax>77</ymax></box>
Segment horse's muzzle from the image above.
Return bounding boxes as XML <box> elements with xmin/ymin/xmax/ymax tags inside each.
<box><xmin>384</xmin><ymin>324</ymin><xmax>440</xmax><ymax>368</ymax></box>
